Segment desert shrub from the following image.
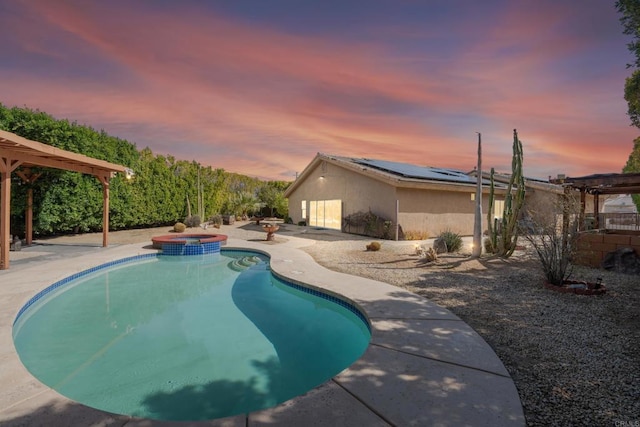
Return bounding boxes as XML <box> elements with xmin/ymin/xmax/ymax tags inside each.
<box><xmin>523</xmin><ymin>192</ymin><xmax>581</xmax><ymax>286</ymax></box>
<box><xmin>366</xmin><ymin>241</ymin><xmax>381</xmax><ymax>251</ymax></box>
<box><xmin>483</xmin><ymin>236</ymin><xmax>494</xmax><ymax>253</ymax></box>
<box><xmin>184</xmin><ymin>215</ymin><xmax>201</xmax><ymax>228</ymax></box>
<box><xmin>403</xmin><ymin>230</ymin><xmax>429</xmax><ymax>240</ymax></box>
<box><xmin>343</xmin><ymin>210</ymin><xmax>393</xmax><ymax>239</ymax></box>
<box><xmin>174</xmin><ymin>222</ymin><xmax>186</xmax><ymax>233</ymax></box>
<box><xmin>424</xmin><ymin>247</ymin><xmax>438</xmax><ymax>262</ymax></box>
<box><xmin>438</xmin><ymin>230</ymin><xmax>463</xmax><ymax>252</ymax></box>
<box><xmin>209</xmin><ymin>214</ymin><xmax>223</xmax><ymax>227</ymax></box>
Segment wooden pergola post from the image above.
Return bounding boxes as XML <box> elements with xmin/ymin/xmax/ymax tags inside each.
<box><xmin>16</xmin><ymin>169</ymin><xmax>41</xmax><ymax>246</ymax></box>
<box><xmin>98</xmin><ymin>173</ymin><xmax>111</xmax><ymax>247</ymax></box>
<box><xmin>578</xmin><ymin>189</ymin><xmax>586</xmax><ymax>231</ymax></box>
<box><xmin>0</xmin><ymin>156</ymin><xmax>23</xmax><ymax>270</ymax></box>
<box><xmin>562</xmin><ymin>186</ymin><xmax>571</xmax><ymax>253</ymax></box>
<box><xmin>593</xmin><ymin>191</ymin><xmax>600</xmax><ymax>229</ymax></box>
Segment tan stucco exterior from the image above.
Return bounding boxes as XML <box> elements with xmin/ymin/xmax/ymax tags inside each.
<box><xmin>287</xmin><ymin>154</ymin><xmax>552</xmax><ymax>238</ymax></box>
<box><xmin>286</xmin><ymin>154</ymin><xmax>564</xmax><ymax>239</ymax></box>
<box><xmin>397</xmin><ymin>187</ymin><xmax>494</xmax><ymax>237</ymax></box>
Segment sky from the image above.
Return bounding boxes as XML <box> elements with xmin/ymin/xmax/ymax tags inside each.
<box><xmin>0</xmin><ymin>0</ymin><xmax>638</xmax><ymax>181</ymax></box>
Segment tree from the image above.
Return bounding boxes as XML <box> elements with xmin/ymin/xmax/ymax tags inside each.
<box><xmin>617</xmin><ymin>0</ymin><xmax>640</xmax><ymax>126</ymax></box>
<box><xmin>273</xmin><ymin>192</ymin><xmax>289</xmax><ymax>218</ymax></box>
<box><xmin>617</xmin><ymin>0</ymin><xmax>640</xmax><ymax>211</ymax></box>
<box><xmin>258</xmin><ymin>181</ymin><xmax>290</xmax><ymax>217</ymax></box>
<box><xmin>0</xmin><ymin>104</ymin><xmax>291</xmax><ymax>235</ymax></box>
<box><xmin>231</xmin><ymin>191</ymin><xmax>263</xmax><ymax>218</ymax></box>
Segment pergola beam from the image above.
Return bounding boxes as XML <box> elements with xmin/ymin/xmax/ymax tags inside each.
<box><xmin>554</xmin><ymin>172</ymin><xmax>640</xmax><ymax>194</ymax></box>
<box><xmin>551</xmin><ymin>172</ymin><xmax>640</xmax><ymax>232</ymax></box>
<box><xmin>6</xmin><ymin>151</ymin><xmax>117</xmax><ymax>176</ymax></box>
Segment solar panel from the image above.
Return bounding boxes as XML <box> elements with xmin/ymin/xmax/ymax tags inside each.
<box><xmin>354</xmin><ymin>158</ymin><xmax>476</xmax><ymax>184</ymax></box>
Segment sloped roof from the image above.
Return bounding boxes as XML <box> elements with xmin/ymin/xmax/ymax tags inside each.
<box><xmin>0</xmin><ymin>129</ymin><xmax>127</xmax><ymax>175</ymax></box>
<box><xmin>285</xmin><ymin>153</ymin><xmax>503</xmax><ymax>197</ymax></box>
<box><xmin>470</xmin><ymin>169</ymin><xmax>563</xmax><ymax>194</ymax></box>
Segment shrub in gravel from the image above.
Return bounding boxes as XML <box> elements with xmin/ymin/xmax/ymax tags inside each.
<box><xmin>366</xmin><ymin>241</ymin><xmax>381</xmax><ymax>251</ymax></box>
<box><xmin>184</xmin><ymin>215</ymin><xmax>201</xmax><ymax>228</ymax></box>
<box><xmin>438</xmin><ymin>230</ymin><xmax>463</xmax><ymax>252</ymax></box>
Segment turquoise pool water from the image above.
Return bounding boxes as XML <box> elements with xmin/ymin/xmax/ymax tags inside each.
<box><xmin>12</xmin><ymin>251</ymin><xmax>371</xmax><ymax>421</ymax></box>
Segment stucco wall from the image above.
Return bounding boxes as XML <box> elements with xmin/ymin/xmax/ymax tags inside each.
<box><xmin>287</xmin><ymin>160</ymin><xmax>560</xmax><ymax>239</ymax></box>
<box><xmin>398</xmin><ymin>188</ymin><xmax>475</xmax><ymax>237</ymax></box>
<box><xmin>397</xmin><ymin>187</ymin><xmax>491</xmax><ymax>236</ymax></box>
<box><xmin>287</xmin><ymin>162</ymin><xmax>398</xmax><ymax>226</ymax></box>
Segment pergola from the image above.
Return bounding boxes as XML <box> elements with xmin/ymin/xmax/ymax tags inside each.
<box><xmin>0</xmin><ymin>129</ymin><xmax>129</xmax><ymax>270</ymax></box>
<box><xmin>552</xmin><ymin>172</ymin><xmax>640</xmax><ymax>230</ymax></box>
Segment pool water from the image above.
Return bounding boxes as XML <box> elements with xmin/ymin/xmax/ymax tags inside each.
<box><xmin>12</xmin><ymin>251</ymin><xmax>371</xmax><ymax>421</ymax></box>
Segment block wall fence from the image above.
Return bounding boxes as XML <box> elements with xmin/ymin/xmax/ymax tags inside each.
<box><xmin>576</xmin><ymin>232</ymin><xmax>640</xmax><ymax>268</ymax></box>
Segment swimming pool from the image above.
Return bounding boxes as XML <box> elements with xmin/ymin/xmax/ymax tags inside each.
<box><xmin>12</xmin><ymin>250</ymin><xmax>371</xmax><ymax>421</ymax></box>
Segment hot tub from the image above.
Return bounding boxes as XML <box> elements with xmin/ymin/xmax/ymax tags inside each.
<box><xmin>151</xmin><ymin>234</ymin><xmax>228</xmax><ymax>255</ymax></box>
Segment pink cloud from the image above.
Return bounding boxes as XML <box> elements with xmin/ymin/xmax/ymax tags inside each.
<box><xmin>1</xmin><ymin>0</ymin><xmax>635</xmax><ymax>181</ymax></box>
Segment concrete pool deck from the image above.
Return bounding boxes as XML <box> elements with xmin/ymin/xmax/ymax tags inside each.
<box><xmin>0</xmin><ymin>228</ymin><xmax>525</xmax><ymax>426</ymax></box>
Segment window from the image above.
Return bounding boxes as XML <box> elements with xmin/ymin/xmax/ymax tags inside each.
<box><xmin>301</xmin><ymin>200</ymin><xmax>307</xmax><ymax>221</ymax></box>
<box><xmin>493</xmin><ymin>200</ymin><xmax>505</xmax><ymax>219</ymax></box>
<box><xmin>309</xmin><ymin>199</ymin><xmax>342</xmax><ymax>230</ymax></box>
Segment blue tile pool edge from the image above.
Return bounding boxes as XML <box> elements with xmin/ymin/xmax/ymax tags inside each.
<box><xmin>12</xmin><ymin>253</ymin><xmax>159</xmax><ymax>326</ymax></box>
<box><xmin>271</xmin><ymin>270</ymin><xmax>372</xmax><ymax>333</ymax></box>
<box><xmin>224</xmin><ymin>248</ymin><xmax>372</xmax><ymax>333</ymax></box>
<box><xmin>13</xmin><ymin>249</ymin><xmax>372</xmax><ymax>334</ymax></box>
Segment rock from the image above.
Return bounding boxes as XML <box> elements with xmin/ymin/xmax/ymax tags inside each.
<box><xmin>433</xmin><ymin>237</ymin><xmax>448</xmax><ymax>254</ymax></box>
<box><xmin>10</xmin><ymin>235</ymin><xmax>22</xmax><ymax>251</ymax></box>
<box><xmin>602</xmin><ymin>247</ymin><xmax>640</xmax><ymax>275</ymax></box>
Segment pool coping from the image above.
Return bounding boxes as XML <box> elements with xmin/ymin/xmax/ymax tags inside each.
<box><xmin>0</xmin><ymin>237</ymin><xmax>525</xmax><ymax>426</ymax></box>
<box><xmin>150</xmin><ymin>233</ymin><xmax>228</xmax><ymax>249</ymax></box>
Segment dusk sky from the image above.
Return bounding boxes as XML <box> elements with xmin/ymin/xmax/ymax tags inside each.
<box><xmin>1</xmin><ymin>0</ymin><xmax>637</xmax><ymax>181</ymax></box>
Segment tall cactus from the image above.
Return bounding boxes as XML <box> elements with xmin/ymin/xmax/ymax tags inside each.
<box><xmin>486</xmin><ymin>129</ymin><xmax>526</xmax><ymax>258</ymax></box>
<box><xmin>486</xmin><ymin>168</ymin><xmax>498</xmax><ymax>253</ymax></box>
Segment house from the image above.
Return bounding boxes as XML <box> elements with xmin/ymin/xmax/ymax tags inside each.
<box><xmin>470</xmin><ymin>170</ymin><xmax>566</xmax><ymax>219</ymax></box>
<box><xmin>602</xmin><ymin>194</ymin><xmax>638</xmax><ymax>214</ymax></box>
<box><xmin>285</xmin><ymin>153</ymin><xmax>563</xmax><ymax>240</ymax></box>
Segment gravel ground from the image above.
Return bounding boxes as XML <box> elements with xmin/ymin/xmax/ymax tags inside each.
<box><xmin>302</xmin><ymin>239</ymin><xmax>640</xmax><ymax>427</ymax></box>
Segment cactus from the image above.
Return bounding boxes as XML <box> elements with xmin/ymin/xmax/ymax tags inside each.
<box><xmin>486</xmin><ymin>168</ymin><xmax>498</xmax><ymax>253</ymax></box>
<box><xmin>486</xmin><ymin>129</ymin><xmax>526</xmax><ymax>258</ymax></box>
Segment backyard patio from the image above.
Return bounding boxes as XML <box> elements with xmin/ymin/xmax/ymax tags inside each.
<box><xmin>1</xmin><ymin>222</ymin><xmax>638</xmax><ymax>426</ymax></box>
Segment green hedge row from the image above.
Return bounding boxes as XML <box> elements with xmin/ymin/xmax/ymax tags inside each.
<box><xmin>1</xmin><ymin>104</ymin><xmax>288</xmax><ymax>237</ymax></box>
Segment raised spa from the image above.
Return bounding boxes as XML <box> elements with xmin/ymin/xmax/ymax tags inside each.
<box><xmin>151</xmin><ymin>233</ymin><xmax>228</xmax><ymax>255</ymax></box>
